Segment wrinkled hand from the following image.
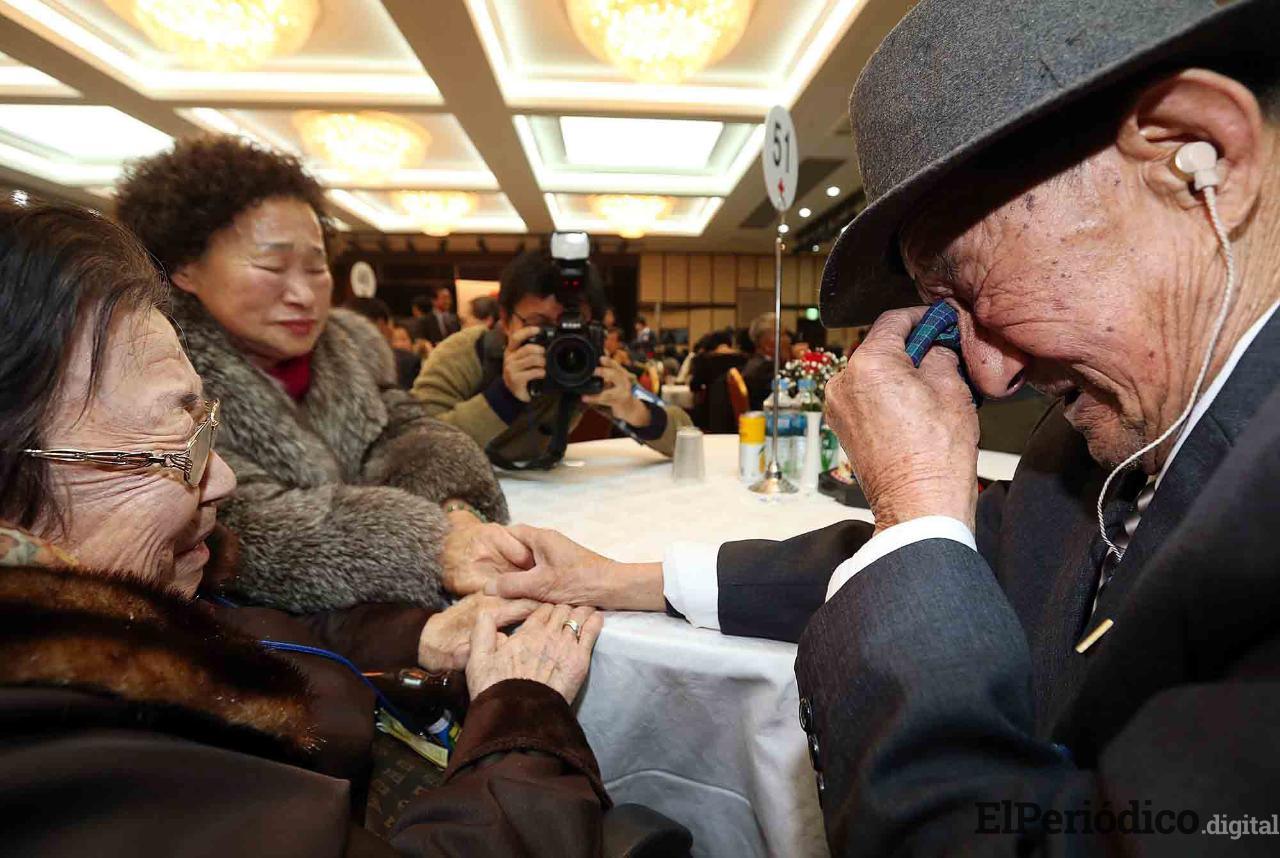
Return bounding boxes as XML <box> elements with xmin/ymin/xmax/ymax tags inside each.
<box><xmin>482</xmin><ymin>525</ymin><xmax>648</xmax><ymax>610</ymax></box>
<box><xmin>466</xmin><ymin>603</ymin><xmax>604</xmax><ymax>703</ymax></box>
<box><xmin>503</xmin><ymin>326</ymin><xmax>545</xmax><ymax>403</ymax></box>
<box><xmin>824</xmin><ymin>305</ymin><xmax>979</xmax><ymax>533</ymax></box>
<box><xmin>583</xmin><ymin>357</ymin><xmax>649</xmax><ymax>426</ymax></box>
<box><xmin>441</xmin><ymin>521</ymin><xmax>535</xmax><ymax>596</ymax></box>
<box><xmin>418</xmin><ymin>593</ymin><xmax>541</xmax><ymax>671</ymax></box>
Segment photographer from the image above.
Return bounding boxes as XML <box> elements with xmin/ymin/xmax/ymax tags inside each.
<box><xmin>412</xmin><ymin>249</ymin><xmax>690</xmax><ymax>463</ymax></box>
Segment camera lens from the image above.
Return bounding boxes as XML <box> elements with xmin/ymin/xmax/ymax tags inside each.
<box><xmin>548</xmin><ymin>336</ymin><xmax>595</xmax><ymax>388</ymax></box>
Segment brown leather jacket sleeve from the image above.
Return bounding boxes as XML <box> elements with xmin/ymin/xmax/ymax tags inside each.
<box><xmin>388</xmin><ymin>679</ymin><xmax>609</xmax><ymax>857</ymax></box>
<box><xmin>293</xmin><ymin>602</ymin><xmax>432</xmax><ymax>671</ymax></box>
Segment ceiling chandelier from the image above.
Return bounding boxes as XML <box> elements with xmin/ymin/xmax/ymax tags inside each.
<box><xmin>590</xmin><ymin>194</ymin><xmax>674</xmax><ymax>238</ymax></box>
<box><xmin>106</xmin><ymin>0</ymin><xmax>320</xmax><ymax>72</ymax></box>
<box><xmin>392</xmin><ymin>191</ymin><xmax>478</xmax><ymax>237</ymax></box>
<box><xmin>294</xmin><ymin>111</ymin><xmax>429</xmax><ymax>182</ymax></box>
<box><xmin>565</xmin><ymin>0</ymin><xmax>755</xmax><ymax>84</ymax></box>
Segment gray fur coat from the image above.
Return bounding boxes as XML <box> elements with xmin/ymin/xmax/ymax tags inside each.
<box><xmin>170</xmin><ymin>293</ymin><xmax>508</xmax><ymax>613</ymax></box>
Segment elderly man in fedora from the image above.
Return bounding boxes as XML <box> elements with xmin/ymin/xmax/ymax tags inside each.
<box><xmin>790</xmin><ymin>0</ymin><xmax>1280</xmax><ymax>854</ymax></box>
<box><xmin>487</xmin><ymin>0</ymin><xmax>1280</xmax><ymax>852</ymax></box>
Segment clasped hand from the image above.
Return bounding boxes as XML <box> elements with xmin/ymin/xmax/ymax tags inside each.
<box><xmin>427</xmin><ymin>514</ymin><xmax>611</xmax><ymax>706</ymax></box>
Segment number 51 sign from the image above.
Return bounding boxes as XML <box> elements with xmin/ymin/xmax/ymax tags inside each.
<box><xmin>762</xmin><ymin>105</ymin><xmax>799</xmax><ymax>212</ymax></box>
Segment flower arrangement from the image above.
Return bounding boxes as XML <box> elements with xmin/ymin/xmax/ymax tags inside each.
<box><xmin>779</xmin><ymin>349</ymin><xmax>846</xmax><ymax>406</ymax></box>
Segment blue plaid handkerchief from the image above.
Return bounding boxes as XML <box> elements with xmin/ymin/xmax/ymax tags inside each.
<box><xmin>904</xmin><ymin>301</ymin><xmax>982</xmax><ymax>405</ymax></box>
<box><xmin>905</xmin><ymin>301</ymin><xmax>961</xmax><ymax>367</ymax></box>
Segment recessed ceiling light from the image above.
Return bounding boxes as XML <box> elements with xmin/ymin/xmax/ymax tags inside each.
<box><xmin>560</xmin><ymin>116</ymin><xmax>724</xmax><ymax>171</ymax></box>
<box><xmin>0</xmin><ymin>106</ymin><xmax>172</xmax><ymax>162</ymax></box>
<box><xmin>391</xmin><ymin>191</ymin><xmax>478</xmax><ymax>237</ymax></box>
<box><xmin>11</xmin><ymin>189</ymin><xmax>28</xmax><ymax>206</ymax></box>
<box><xmin>294</xmin><ymin>111</ymin><xmax>429</xmax><ymax>182</ymax></box>
<box><xmin>778</xmin><ymin>223</ymin><xmax>790</xmax><ymax>234</ymax></box>
<box><xmin>798</xmin><ymin>207</ymin><xmax>811</xmax><ymax>218</ymax></box>
<box><xmin>565</xmin><ymin>0</ymin><xmax>753</xmax><ymax>84</ymax></box>
<box><xmin>826</xmin><ymin>185</ymin><xmax>840</xmax><ymax>197</ymax></box>
<box><xmin>811</xmin><ymin>244</ymin><xmax>820</xmax><ymax>252</ymax></box>
<box><xmin>590</xmin><ymin>194</ymin><xmax>675</xmax><ymax>238</ymax></box>
<box><xmin>104</xmin><ymin>0</ymin><xmax>320</xmax><ymax>72</ymax></box>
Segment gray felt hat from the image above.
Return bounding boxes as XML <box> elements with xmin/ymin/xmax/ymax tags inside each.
<box><xmin>821</xmin><ymin>0</ymin><xmax>1280</xmax><ymax>328</ymax></box>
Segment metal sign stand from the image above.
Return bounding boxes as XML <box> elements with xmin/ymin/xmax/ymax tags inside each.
<box><xmin>750</xmin><ymin>210</ymin><xmax>798</xmax><ymax>496</ymax></box>
<box><xmin>750</xmin><ymin>105</ymin><xmax>800</xmax><ymax>496</ymax></box>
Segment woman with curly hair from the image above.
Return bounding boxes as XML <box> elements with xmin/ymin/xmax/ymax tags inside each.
<box><xmin>115</xmin><ymin>136</ymin><xmax>521</xmax><ymax>614</ymax></box>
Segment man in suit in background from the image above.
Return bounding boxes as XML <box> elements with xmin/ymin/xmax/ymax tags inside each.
<box><xmin>631</xmin><ymin>315</ymin><xmax>656</xmax><ymax>356</ymax></box>
<box><xmin>409</xmin><ymin>286</ymin><xmax>460</xmax><ymax>346</ymax></box>
<box><xmin>488</xmin><ymin>1</ymin><xmax>1280</xmax><ymax>853</ymax></box>
<box><xmin>740</xmin><ymin>312</ymin><xmax>791</xmax><ymax>410</ymax></box>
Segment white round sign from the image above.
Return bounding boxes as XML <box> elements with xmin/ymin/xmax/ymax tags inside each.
<box><xmin>761</xmin><ymin>105</ymin><xmax>799</xmax><ymax>212</ymax></box>
<box><xmin>349</xmin><ymin>260</ymin><xmax>377</xmax><ymax>298</ymax></box>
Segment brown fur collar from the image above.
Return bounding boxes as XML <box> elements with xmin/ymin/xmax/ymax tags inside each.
<box><xmin>0</xmin><ymin>564</ymin><xmax>317</xmax><ymax>758</ymax></box>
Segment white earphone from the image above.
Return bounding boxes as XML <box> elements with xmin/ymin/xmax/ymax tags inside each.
<box><xmin>1172</xmin><ymin>139</ymin><xmax>1222</xmax><ymax>191</ymax></box>
<box><xmin>1096</xmin><ymin>140</ymin><xmax>1235</xmax><ymax>563</ymax></box>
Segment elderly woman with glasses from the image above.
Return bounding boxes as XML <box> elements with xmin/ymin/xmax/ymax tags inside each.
<box><xmin>112</xmin><ymin>135</ymin><xmax>517</xmax><ymax>615</ymax></box>
<box><xmin>0</xmin><ymin>201</ymin><xmax>622</xmax><ymax>856</ymax></box>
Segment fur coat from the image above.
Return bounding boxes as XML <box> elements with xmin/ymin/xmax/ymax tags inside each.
<box><xmin>0</xmin><ymin>527</ymin><xmax>612</xmax><ymax>857</ymax></box>
<box><xmin>171</xmin><ymin>292</ymin><xmax>508</xmax><ymax>612</ymax></box>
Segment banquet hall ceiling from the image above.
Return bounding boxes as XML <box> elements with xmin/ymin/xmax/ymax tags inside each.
<box><xmin>0</xmin><ymin>0</ymin><xmax>912</xmax><ymax>252</ymax></box>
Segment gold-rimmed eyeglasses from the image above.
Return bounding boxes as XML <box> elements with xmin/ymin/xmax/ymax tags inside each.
<box><xmin>24</xmin><ymin>400</ymin><xmax>220</xmax><ymax>488</ymax></box>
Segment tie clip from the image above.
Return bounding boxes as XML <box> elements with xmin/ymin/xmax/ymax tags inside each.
<box><xmin>1075</xmin><ymin>619</ymin><xmax>1114</xmax><ymax>654</ymax></box>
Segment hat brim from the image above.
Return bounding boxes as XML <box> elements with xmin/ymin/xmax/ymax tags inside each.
<box><xmin>820</xmin><ymin>0</ymin><xmax>1274</xmax><ymax>328</ymax></box>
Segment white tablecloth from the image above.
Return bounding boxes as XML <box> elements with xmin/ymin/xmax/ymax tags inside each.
<box><xmin>498</xmin><ymin>436</ymin><xmax>1019</xmax><ymax>857</ymax></box>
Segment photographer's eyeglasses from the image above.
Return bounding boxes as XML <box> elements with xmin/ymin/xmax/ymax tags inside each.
<box><xmin>512</xmin><ymin>310</ymin><xmax>555</xmax><ymax>328</ymax></box>
<box><xmin>23</xmin><ymin>400</ymin><xmax>220</xmax><ymax>488</ymax></box>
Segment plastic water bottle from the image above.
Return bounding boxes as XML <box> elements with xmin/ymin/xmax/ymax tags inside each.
<box><xmin>796</xmin><ymin>379</ymin><xmax>823</xmax><ymax>489</ymax></box>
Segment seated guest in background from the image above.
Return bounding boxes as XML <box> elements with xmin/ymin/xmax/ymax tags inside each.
<box><xmin>467</xmin><ymin>294</ymin><xmax>500</xmax><ymax>330</ymax></box>
<box><xmin>115</xmin><ymin>136</ymin><xmax>519</xmax><ymax>614</ymax></box>
<box><xmin>686</xmin><ymin>330</ymin><xmax>743</xmax><ymax>391</ymax></box>
<box><xmin>389</xmin><ymin>324</ymin><xmax>416</xmax><ymax>353</ymax></box>
<box><xmin>673</xmin><ymin>336</ymin><xmax>704</xmax><ymax>384</ymax></box>
<box><xmin>0</xmin><ymin>200</ymin><xmax>608</xmax><ymax>856</ymax></box>
<box><xmin>603</xmin><ymin>325</ymin><xmax>634</xmax><ymax>368</ymax></box>
<box><xmin>409</xmin><ymin>286</ymin><xmax>461</xmax><ymax>346</ymax></box>
<box><xmin>631</xmin><ymin>315</ymin><xmax>655</xmax><ymax>355</ymax></box>
<box><xmin>404</xmin><ymin>293</ymin><xmax>430</xmax><ymax>343</ymax></box>
<box><xmin>790</xmin><ymin>340</ymin><xmax>811</xmax><ymax>361</ymax></box>
<box><xmin>741</xmin><ymin>313</ymin><xmax>791</xmax><ymax>410</ymax></box>
<box><xmin>345</xmin><ymin>296</ymin><xmax>421</xmax><ymax>390</ymax></box>
<box><xmin>492</xmin><ymin>0</ymin><xmax>1280</xmax><ymax>852</ymax></box>
<box><xmin>602</xmin><ymin>305</ymin><xmax>618</xmax><ymax>329</ymax></box>
<box><xmin>412</xmin><ymin>252</ymin><xmax>691</xmax><ymax>462</ymax></box>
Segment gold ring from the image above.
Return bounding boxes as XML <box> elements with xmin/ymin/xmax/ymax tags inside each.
<box><xmin>562</xmin><ymin>619</ymin><xmax>582</xmax><ymax>640</ymax></box>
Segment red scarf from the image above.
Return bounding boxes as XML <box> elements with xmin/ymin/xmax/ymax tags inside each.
<box><xmin>265</xmin><ymin>353</ymin><xmax>313</xmax><ymax>402</ymax></box>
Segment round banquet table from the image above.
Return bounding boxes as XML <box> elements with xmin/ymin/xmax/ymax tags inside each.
<box><xmin>497</xmin><ymin>435</ymin><xmax>1019</xmax><ymax>858</ymax></box>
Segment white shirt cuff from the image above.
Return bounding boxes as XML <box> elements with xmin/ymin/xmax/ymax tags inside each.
<box><xmin>825</xmin><ymin>515</ymin><xmax>976</xmax><ymax>602</ymax></box>
<box><xmin>662</xmin><ymin>540</ymin><xmax>723</xmax><ymax>630</ymax></box>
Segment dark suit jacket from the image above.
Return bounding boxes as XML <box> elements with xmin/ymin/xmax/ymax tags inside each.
<box><xmin>714</xmin><ymin>312</ymin><xmax>1280</xmax><ymax>855</ymax></box>
<box><xmin>411</xmin><ymin>311</ymin><xmax>460</xmax><ymax>345</ymax></box>
<box><xmin>392</xmin><ymin>347</ymin><xmax>421</xmax><ymax>390</ymax></box>
<box><xmin>741</xmin><ymin>353</ymin><xmax>774</xmax><ymax>411</ymax></box>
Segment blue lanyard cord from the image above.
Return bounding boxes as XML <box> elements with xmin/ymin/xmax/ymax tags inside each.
<box><xmin>207</xmin><ymin>594</ymin><xmax>240</xmax><ymax>608</ymax></box>
<box><xmin>257</xmin><ymin>639</ymin><xmax>453</xmax><ymax>750</ymax></box>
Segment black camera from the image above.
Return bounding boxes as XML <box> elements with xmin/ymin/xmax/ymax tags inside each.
<box><xmin>527</xmin><ymin>232</ymin><xmax>605</xmax><ymax>398</ymax></box>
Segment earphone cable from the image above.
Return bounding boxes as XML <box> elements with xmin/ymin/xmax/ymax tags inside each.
<box><xmin>1095</xmin><ymin>185</ymin><xmax>1235</xmax><ymax>562</ymax></box>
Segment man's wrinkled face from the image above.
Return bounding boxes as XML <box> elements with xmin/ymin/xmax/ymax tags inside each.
<box><xmin>900</xmin><ymin>143</ymin><xmax>1194</xmax><ymax>468</ymax></box>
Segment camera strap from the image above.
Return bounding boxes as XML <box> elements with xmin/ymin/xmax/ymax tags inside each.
<box><xmin>485</xmin><ymin>392</ymin><xmax>579</xmax><ymax>471</ymax></box>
